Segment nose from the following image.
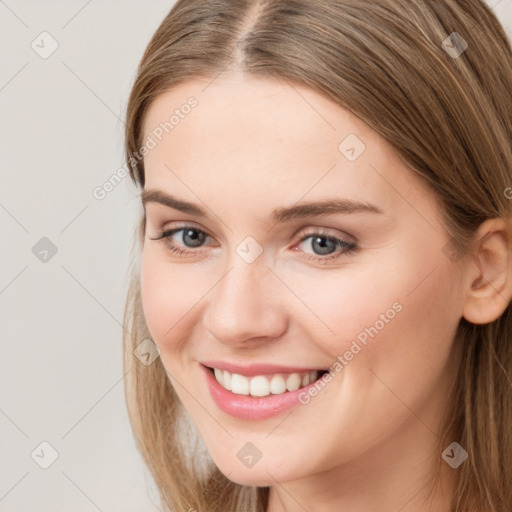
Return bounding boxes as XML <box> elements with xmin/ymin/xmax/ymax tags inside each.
<box><xmin>202</xmin><ymin>258</ymin><xmax>288</xmax><ymax>348</ymax></box>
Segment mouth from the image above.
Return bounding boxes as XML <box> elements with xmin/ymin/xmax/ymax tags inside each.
<box><xmin>205</xmin><ymin>365</ymin><xmax>329</xmax><ymax>398</ymax></box>
<box><xmin>201</xmin><ymin>362</ymin><xmax>332</xmax><ymax>420</ymax></box>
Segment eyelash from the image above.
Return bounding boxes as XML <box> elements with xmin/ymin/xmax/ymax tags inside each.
<box><xmin>150</xmin><ymin>224</ymin><xmax>358</xmax><ymax>263</ymax></box>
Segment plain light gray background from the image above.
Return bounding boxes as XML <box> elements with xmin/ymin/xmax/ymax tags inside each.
<box><xmin>1</xmin><ymin>1</ymin><xmax>511</xmax><ymax>511</ymax></box>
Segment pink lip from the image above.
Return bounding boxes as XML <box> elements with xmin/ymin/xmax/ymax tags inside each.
<box><xmin>201</xmin><ymin>363</ymin><xmax>323</xmax><ymax>421</ymax></box>
<box><xmin>201</xmin><ymin>360</ymin><xmax>324</xmax><ymax>377</ymax></box>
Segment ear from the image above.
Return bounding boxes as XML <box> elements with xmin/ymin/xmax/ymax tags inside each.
<box><xmin>462</xmin><ymin>217</ymin><xmax>512</xmax><ymax>325</ymax></box>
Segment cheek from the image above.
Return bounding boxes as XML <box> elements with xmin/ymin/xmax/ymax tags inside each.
<box><xmin>140</xmin><ymin>248</ymin><xmax>201</xmax><ymax>347</ymax></box>
<box><xmin>280</xmin><ymin>261</ymin><xmax>404</xmax><ymax>359</ymax></box>
<box><xmin>286</xmin><ymin>247</ymin><xmax>461</xmax><ymax>370</ymax></box>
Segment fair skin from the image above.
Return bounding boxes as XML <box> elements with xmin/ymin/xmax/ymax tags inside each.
<box><xmin>139</xmin><ymin>72</ymin><xmax>512</xmax><ymax>512</ymax></box>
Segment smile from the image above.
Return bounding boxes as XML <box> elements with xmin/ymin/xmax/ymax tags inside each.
<box><xmin>201</xmin><ymin>362</ymin><xmax>330</xmax><ymax>420</ymax></box>
<box><xmin>212</xmin><ymin>367</ymin><xmax>321</xmax><ymax>397</ymax></box>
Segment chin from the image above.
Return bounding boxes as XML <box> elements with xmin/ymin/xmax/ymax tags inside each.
<box><xmin>213</xmin><ymin>455</ymin><xmax>302</xmax><ymax>487</ymax></box>
<box><xmin>220</xmin><ymin>468</ymin><xmax>275</xmax><ymax>487</ymax></box>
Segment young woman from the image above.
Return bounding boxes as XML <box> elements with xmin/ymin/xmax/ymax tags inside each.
<box><xmin>122</xmin><ymin>1</ymin><xmax>512</xmax><ymax>510</ymax></box>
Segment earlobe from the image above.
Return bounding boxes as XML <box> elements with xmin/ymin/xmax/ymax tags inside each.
<box><xmin>462</xmin><ymin>217</ymin><xmax>512</xmax><ymax>325</ymax></box>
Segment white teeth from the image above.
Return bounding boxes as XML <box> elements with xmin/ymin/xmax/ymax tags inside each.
<box><xmin>250</xmin><ymin>376</ymin><xmax>271</xmax><ymax>397</ymax></box>
<box><xmin>230</xmin><ymin>373</ymin><xmax>250</xmax><ymax>395</ymax></box>
<box><xmin>212</xmin><ymin>368</ymin><xmax>320</xmax><ymax>397</ymax></box>
<box><xmin>223</xmin><ymin>370</ymin><xmax>232</xmax><ymax>391</ymax></box>
<box><xmin>269</xmin><ymin>374</ymin><xmax>286</xmax><ymax>394</ymax></box>
<box><xmin>286</xmin><ymin>373</ymin><xmax>302</xmax><ymax>391</ymax></box>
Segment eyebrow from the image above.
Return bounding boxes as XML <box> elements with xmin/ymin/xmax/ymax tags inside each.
<box><xmin>141</xmin><ymin>188</ymin><xmax>384</xmax><ymax>223</ymax></box>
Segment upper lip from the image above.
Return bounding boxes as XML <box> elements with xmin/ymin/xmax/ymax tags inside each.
<box><xmin>201</xmin><ymin>360</ymin><xmax>326</xmax><ymax>377</ymax></box>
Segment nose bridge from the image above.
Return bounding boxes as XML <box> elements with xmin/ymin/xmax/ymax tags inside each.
<box><xmin>203</xmin><ymin>247</ymin><xmax>287</xmax><ymax>345</ymax></box>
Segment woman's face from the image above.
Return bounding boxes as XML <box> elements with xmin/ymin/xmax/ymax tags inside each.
<box><xmin>140</xmin><ymin>73</ymin><xmax>465</xmax><ymax>486</ymax></box>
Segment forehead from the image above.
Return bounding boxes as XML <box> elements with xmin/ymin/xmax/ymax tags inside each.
<box><xmin>141</xmin><ymin>74</ymin><xmax>433</xmax><ymax>223</ymax></box>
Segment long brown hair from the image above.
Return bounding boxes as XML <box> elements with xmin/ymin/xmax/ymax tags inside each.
<box><xmin>122</xmin><ymin>1</ymin><xmax>512</xmax><ymax>510</ymax></box>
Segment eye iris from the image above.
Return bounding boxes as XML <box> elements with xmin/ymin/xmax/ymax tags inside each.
<box><xmin>183</xmin><ymin>229</ymin><xmax>205</xmax><ymax>247</ymax></box>
<box><xmin>311</xmin><ymin>236</ymin><xmax>335</xmax><ymax>255</ymax></box>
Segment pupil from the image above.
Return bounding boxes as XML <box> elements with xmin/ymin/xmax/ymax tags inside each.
<box><xmin>313</xmin><ymin>236</ymin><xmax>334</xmax><ymax>255</ymax></box>
<box><xmin>184</xmin><ymin>229</ymin><xmax>205</xmax><ymax>247</ymax></box>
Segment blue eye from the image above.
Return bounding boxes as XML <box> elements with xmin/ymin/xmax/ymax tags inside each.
<box><xmin>150</xmin><ymin>225</ymin><xmax>358</xmax><ymax>262</ymax></box>
<box><xmin>151</xmin><ymin>226</ymin><xmax>211</xmax><ymax>255</ymax></box>
<box><xmin>296</xmin><ymin>232</ymin><xmax>357</xmax><ymax>261</ymax></box>
<box><xmin>170</xmin><ymin>227</ymin><xmax>207</xmax><ymax>248</ymax></box>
